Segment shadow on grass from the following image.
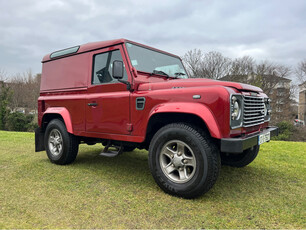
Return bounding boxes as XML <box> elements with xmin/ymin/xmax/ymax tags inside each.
<box><xmin>73</xmin><ymin>148</ymin><xmax>154</xmax><ymax>187</ymax></box>
<box><xmin>41</xmin><ymin>148</ymin><xmax>293</xmax><ymax>199</ymax></box>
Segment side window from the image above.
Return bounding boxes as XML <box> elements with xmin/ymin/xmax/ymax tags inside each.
<box><xmin>92</xmin><ymin>49</ymin><xmax>128</xmax><ymax>84</ymax></box>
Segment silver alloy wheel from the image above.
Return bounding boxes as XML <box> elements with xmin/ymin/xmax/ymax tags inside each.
<box><xmin>159</xmin><ymin>140</ymin><xmax>196</xmax><ymax>183</ymax></box>
<box><xmin>48</xmin><ymin>129</ymin><xmax>63</xmax><ymax>156</ymax></box>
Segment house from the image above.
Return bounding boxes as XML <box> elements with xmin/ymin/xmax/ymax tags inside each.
<box><xmin>298</xmin><ymin>82</ymin><xmax>306</xmax><ymax>123</ymax></box>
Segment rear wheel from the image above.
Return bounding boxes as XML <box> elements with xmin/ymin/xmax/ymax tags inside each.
<box><xmin>44</xmin><ymin>119</ymin><xmax>79</xmax><ymax>165</ymax></box>
<box><xmin>149</xmin><ymin>123</ymin><xmax>220</xmax><ymax>198</ymax></box>
<box><xmin>221</xmin><ymin>145</ymin><xmax>260</xmax><ymax>167</ymax></box>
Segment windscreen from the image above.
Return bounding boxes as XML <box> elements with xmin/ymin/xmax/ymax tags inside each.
<box><xmin>126</xmin><ymin>42</ymin><xmax>188</xmax><ymax>78</ymax></box>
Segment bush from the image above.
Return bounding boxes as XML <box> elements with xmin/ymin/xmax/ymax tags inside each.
<box><xmin>272</xmin><ymin>121</ymin><xmax>295</xmax><ymax>141</ymax></box>
<box><xmin>272</xmin><ymin>120</ymin><xmax>306</xmax><ymax>142</ymax></box>
<box><xmin>6</xmin><ymin>112</ymin><xmax>34</xmax><ymax>132</ymax></box>
<box><xmin>290</xmin><ymin>126</ymin><xmax>306</xmax><ymax>142</ymax></box>
<box><xmin>0</xmin><ymin>82</ymin><xmax>12</xmax><ymax>130</ymax></box>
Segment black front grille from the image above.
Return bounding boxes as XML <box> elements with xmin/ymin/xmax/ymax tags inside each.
<box><xmin>243</xmin><ymin>96</ymin><xmax>265</xmax><ymax>127</ymax></box>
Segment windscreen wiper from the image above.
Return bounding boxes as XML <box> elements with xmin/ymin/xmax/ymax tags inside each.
<box><xmin>169</xmin><ymin>72</ymin><xmax>187</xmax><ymax>79</ymax></box>
<box><xmin>151</xmin><ymin>70</ymin><xmax>169</xmax><ymax>78</ymax></box>
<box><xmin>174</xmin><ymin>72</ymin><xmax>186</xmax><ymax>77</ymax></box>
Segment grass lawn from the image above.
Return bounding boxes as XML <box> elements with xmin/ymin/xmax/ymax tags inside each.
<box><xmin>0</xmin><ymin>131</ymin><xmax>305</xmax><ymax>229</ymax></box>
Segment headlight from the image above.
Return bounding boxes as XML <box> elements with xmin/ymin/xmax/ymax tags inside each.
<box><xmin>231</xmin><ymin>96</ymin><xmax>241</xmax><ymax>120</ymax></box>
<box><xmin>230</xmin><ymin>94</ymin><xmax>243</xmax><ymax>129</ymax></box>
<box><xmin>264</xmin><ymin>98</ymin><xmax>271</xmax><ymax>121</ymax></box>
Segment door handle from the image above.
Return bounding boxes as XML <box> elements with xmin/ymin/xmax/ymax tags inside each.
<box><xmin>88</xmin><ymin>102</ymin><xmax>98</xmax><ymax>106</ymax></box>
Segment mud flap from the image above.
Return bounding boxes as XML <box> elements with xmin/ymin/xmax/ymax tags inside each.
<box><xmin>35</xmin><ymin>127</ymin><xmax>45</xmax><ymax>152</ymax></box>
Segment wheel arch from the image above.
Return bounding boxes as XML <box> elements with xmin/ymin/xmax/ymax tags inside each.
<box><xmin>145</xmin><ymin>103</ymin><xmax>222</xmax><ymax>146</ymax></box>
<box><xmin>42</xmin><ymin>107</ymin><xmax>73</xmax><ymax>134</ymax></box>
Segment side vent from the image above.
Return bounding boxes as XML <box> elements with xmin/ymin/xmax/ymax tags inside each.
<box><xmin>136</xmin><ymin>97</ymin><xmax>146</xmax><ymax>110</ymax></box>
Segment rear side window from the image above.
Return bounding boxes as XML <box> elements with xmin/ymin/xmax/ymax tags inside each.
<box><xmin>92</xmin><ymin>50</ymin><xmax>128</xmax><ymax>84</ymax></box>
<box><xmin>50</xmin><ymin>46</ymin><xmax>79</xmax><ymax>59</ymax></box>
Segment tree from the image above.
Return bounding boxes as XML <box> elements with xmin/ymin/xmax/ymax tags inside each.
<box><xmin>9</xmin><ymin>70</ymin><xmax>41</xmax><ymax>110</ymax></box>
<box><xmin>6</xmin><ymin>112</ymin><xmax>34</xmax><ymax>131</ymax></box>
<box><xmin>224</xmin><ymin>56</ymin><xmax>256</xmax><ymax>84</ymax></box>
<box><xmin>230</xmin><ymin>56</ymin><xmax>255</xmax><ymax>76</ymax></box>
<box><xmin>202</xmin><ymin>51</ymin><xmax>231</xmax><ymax>80</ymax></box>
<box><xmin>0</xmin><ymin>81</ymin><xmax>12</xmax><ymax>130</ymax></box>
<box><xmin>255</xmin><ymin>61</ymin><xmax>291</xmax><ymax>95</ymax></box>
<box><xmin>182</xmin><ymin>49</ymin><xmax>204</xmax><ymax>77</ymax></box>
<box><xmin>182</xmin><ymin>49</ymin><xmax>231</xmax><ymax>79</ymax></box>
<box><xmin>295</xmin><ymin>60</ymin><xmax>306</xmax><ymax>84</ymax></box>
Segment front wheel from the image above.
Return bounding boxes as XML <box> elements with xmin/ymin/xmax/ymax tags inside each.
<box><xmin>149</xmin><ymin>123</ymin><xmax>220</xmax><ymax>199</ymax></box>
<box><xmin>221</xmin><ymin>145</ymin><xmax>260</xmax><ymax>167</ymax></box>
<box><xmin>44</xmin><ymin>119</ymin><xmax>79</xmax><ymax>165</ymax></box>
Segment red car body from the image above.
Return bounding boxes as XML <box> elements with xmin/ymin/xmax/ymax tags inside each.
<box><xmin>35</xmin><ymin>39</ymin><xmax>278</xmax><ymax>198</ymax></box>
<box><xmin>37</xmin><ymin>39</ymin><xmax>275</xmax><ymax>145</ymax></box>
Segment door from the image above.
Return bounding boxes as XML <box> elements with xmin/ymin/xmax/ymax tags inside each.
<box><xmin>86</xmin><ymin>45</ymin><xmax>131</xmax><ymax>135</ymax></box>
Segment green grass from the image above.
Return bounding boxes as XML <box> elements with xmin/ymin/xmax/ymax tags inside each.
<box><xmin>0</xmin><ymin>131</ymin><xmax>305</xmax><ymax>229</ymax></box>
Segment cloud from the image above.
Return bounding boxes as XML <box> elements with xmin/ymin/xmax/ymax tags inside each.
<box><xmin>0</xmin><ymin>0</ymin><xmax>305</xmax><ymax>77</ymax></box>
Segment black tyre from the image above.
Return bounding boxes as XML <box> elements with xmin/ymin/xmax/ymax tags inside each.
<box><xmin>221</xmin><ymin>145</ymin><xmax>260</xmax><ymax>167</ymax></box>
<box><xmin>44</xmin><ymin>119</ymin><xmax>79</xmax><ymax>165</ymax></box>
<box><xmin>148</xmin><ymin>123</ymin><xmax>220</xmax><ymax>199</ymax></box>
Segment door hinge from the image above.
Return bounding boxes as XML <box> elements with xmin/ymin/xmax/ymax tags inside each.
<box><xmin>127</xmin><ymin>123</ymin><xmax>133</xmax><ymax>132</ymax></box>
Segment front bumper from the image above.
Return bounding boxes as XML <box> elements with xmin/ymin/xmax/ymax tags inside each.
<box><xmin>220</xmin><ymin>126</ymin><xmax>278</xmax><ymax>153</ymax></box>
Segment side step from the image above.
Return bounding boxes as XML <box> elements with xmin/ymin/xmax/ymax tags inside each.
<box><xmin>99</xmin><ymin>140</ymin><xmax>123</xmax><ymax>157</ymax></box>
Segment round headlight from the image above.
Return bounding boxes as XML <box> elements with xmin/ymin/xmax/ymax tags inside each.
<box><xmin>231</xmin><ymin>97</ymin><xmax>241</xmax><ymax>120</ymax></box>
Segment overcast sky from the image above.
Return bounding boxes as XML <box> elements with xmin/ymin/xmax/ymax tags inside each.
<box><xmin>0</xmin><ymin>0</ymin><xmax>305</xmax><ymax>79</ymax></box>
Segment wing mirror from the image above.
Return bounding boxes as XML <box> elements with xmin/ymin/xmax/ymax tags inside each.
<box><xmin>112</xmin><ymin>60</ymin><xmax>133</xmax><ymax>91</ymax></box>
<box><xmin>112</xmin><ymin>60</ymin><xmax>124</xmax><ymax>79</ymax></box>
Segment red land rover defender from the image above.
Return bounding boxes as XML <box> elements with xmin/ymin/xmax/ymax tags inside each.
<box><xmin>35</xmin><ymin>39</ymin><xmax>278</xmax><ymax>198</ymax></box>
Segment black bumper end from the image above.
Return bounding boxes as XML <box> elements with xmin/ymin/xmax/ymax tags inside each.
<box><xmin>220</xmin><ymin>126</ymin><xmax>278</xmax><ymax>154</ymax></box>
<box><xmin>35</xmin><ymin>127</ymin><xmax>45</xmax><ymax>152</ymax></box>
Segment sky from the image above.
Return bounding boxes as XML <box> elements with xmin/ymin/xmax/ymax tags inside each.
<box><xmin>0</xmin><ymin>0</ymin><xmax>305</xmax><ymax>80</ymax></box>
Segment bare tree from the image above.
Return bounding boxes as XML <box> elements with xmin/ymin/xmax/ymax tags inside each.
<box><xmin>255</xmin><ymin>61</ymin><xmax>291</xmax><ymax>95</ymax></box>
<box><xmin>9</xmin><ymin>70</ymin><xmax>41</xmax><ymax>110</ymax></box>
<box><xmin>182</xmin><ymin>49</ymin><xmax>204</xmax><ymax>77</ymax></box>
<box><xmin>224</xmin><ymin>56</ymin><xmax>256</xmax><ymax>83</ymax></box>
<box><xmin>0</xmin><ymin>69</ymin><xmax>8</xmax><ymax>82</ymax></box>
<box><xmin>230</xmin><ymin>56</ymin><xmax>255</xmax><ymax>75</ymax></box>
<box><xmin>295</xmin><ymin>60</ymin><xmax>306</xmax><ymax>84</ymax></box>
<box><xmin>202</xmin><ymin>51</ymin><xmax>231</xmax><ymax>80</ymax></box>
<box><xmin>182</xmin><ymin>49</ymin><xmax>231</xmax><ymax>79</ymax></box>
